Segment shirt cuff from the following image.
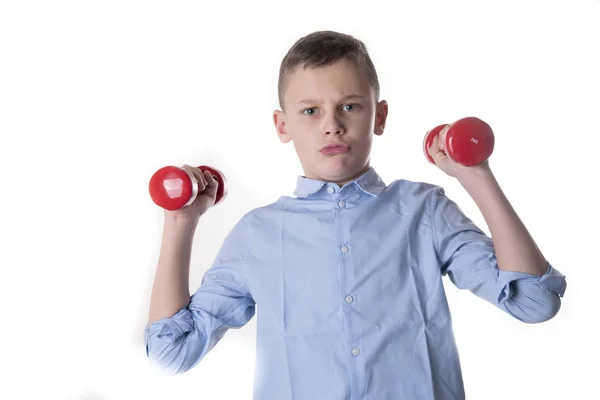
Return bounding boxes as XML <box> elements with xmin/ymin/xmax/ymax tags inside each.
<box><xmin>497</xmin><ymin>262</ymin><xmax>567</xmax><ymax>304</ymax></box>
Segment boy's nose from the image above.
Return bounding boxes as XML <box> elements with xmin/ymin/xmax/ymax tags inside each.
<box><xmin>324</xmin><ymin>122</ymin><xmax>345</xmax><ymax>135</ymax></box>
<box><xmin>323</xmin><ymin>115</ymin><xmax>345</xmax><ymax>135</ymax></box>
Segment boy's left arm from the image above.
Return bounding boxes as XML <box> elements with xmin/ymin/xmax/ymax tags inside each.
<box><xmin>428</xmin><ymin>135</ymin><xmax>567</xmax><ymax>323</ymax></box>
<box><xmin>456</xmin><ymin>164</ymin><xmax>547</xmax><ymax>278</ymax></box>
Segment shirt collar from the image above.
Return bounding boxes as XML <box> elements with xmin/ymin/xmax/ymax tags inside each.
<box><xmin>293</xmin><ymin>166</ymin><xmax>387</xmax><ymax>198</ymax></box>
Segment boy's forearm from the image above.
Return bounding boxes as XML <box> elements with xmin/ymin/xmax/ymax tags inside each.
<box><xmin>457</xmin><ymin>166</ymin><xmax>547</xmax><ymax>277</ymax></box>
<box><xmin>147</xmin><ymin>216</ymin><xmax>198</xmax><ymax>327</ymax></box>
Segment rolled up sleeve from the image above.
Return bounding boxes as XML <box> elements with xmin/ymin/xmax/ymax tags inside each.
<box><xmin>429</xmin><ymin>186</ymin><xmax>567</xmax><ymax>323</ymax></box>
<box><xmin>144</xmin><ymin>216</ymin><xmax>256</xmax><ymax>374</ymax></box>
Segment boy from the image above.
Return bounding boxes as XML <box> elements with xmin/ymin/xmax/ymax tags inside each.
<box><xmin>144</xmin><ymin>31</ymin><xmax>567</xmax><ymax>400</ymax></box>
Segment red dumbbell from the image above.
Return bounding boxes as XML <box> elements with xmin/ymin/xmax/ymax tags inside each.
<box><xmin>148</xmin><ymin>165</ymin><xmax>228</xmax><ymax>211</ymax></box>
<box><xmin>423</xmin><ymin>116</ymin><xmax>495</xmax><ymax>167</ymax></box>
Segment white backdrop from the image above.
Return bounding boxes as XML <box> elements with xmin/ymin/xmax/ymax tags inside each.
<box><xmin>1</xmin><ymin>0</ymin><xmax>599</xmax><ymax>399</ymax></box>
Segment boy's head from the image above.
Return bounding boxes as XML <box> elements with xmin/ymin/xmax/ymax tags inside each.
<box><xmin>273</xmin><ymin>30</ymin><xmax>388</xmax><ymax>187</ymax></box>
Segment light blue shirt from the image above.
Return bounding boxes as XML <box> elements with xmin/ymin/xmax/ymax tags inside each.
<box><xmin>144</xmin><ymin>166</ymin><xmax>567</xmax><ymax>400</ymax></box>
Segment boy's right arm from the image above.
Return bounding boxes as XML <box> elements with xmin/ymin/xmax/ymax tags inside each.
<box><xmin>144</xmin><ymin>167</ymin><xmax>256</xmax><ymax>374</ymax></box>
<box><xmin>147</xmin><ymin>215</ymin><xmax>196</xmax><ymax>328</ymax></box>
<box><xmin>147</xmin><ymin>164</ymin><xmax>216</xmax><ymax>327</ymax></box>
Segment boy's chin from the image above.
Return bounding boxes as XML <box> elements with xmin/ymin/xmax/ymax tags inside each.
<box><xmin>314</xmin><ymin>164</ymin><xmax>362</xmax><ymax>182</ymax></box>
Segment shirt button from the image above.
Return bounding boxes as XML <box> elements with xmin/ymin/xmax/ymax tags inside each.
<box><xmin>345</xmin><ymin>295</ymin><xmax>354</xmax><ymax>304</ymax></box>
<box><xmin>352</xmin><ymin>347</ymin><xmax>360</xmax><ymax>356</ymax></box>
<box><xmin>327</xmin><ymin>187</ymin><xmax>335</xmax><ymax>194</ymax></box>
<box><xmin>341</xmin><ymin>245</ymin><xmax>349</xmax><ymax>253</ymax></box>
<box><xmin>338</xmin><ymin>200</ymin><xmax>346</xmax><ymax>208</ymax></box>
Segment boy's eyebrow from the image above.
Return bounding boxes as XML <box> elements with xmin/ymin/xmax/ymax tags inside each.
<box><xmin>294</xmin><ymin>94</ymin><xmax>367</xmax><ymax>105</ymax></box>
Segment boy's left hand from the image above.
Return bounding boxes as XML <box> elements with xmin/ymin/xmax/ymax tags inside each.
<box><xmin>427</xmin><ymin>135</ymin><xmax>491</xmax><ymax>179</ymax></box>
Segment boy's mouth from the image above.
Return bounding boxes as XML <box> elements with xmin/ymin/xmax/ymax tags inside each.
<box><xmin>321</xmin><ymin>144</ymin><xmax>350</xmax><ymax>155</ymax></box>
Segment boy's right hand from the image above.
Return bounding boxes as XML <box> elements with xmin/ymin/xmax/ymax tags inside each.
<box><xmin>163</xmin><ymin>165</ymin><xmax>219</xmax><ymax>221</ymax></box>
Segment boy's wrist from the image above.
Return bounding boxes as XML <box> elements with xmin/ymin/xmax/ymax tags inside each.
<box><xmin>164</xmin><ymin>213</ymin><xmax>200</xmax><ymax>232</ymax></box>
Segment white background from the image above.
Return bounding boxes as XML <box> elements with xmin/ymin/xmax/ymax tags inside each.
<box><xmin>1</xmin><ymin>0</ymin><xmax>598</xmax><ymax>399</ymax></box>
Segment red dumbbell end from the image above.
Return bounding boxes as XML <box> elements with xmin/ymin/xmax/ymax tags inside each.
<box><xmin>149</xmin><ymin>166</ymin><xmax>197</xmax><ymax>211</ymax></box>
<box><xmin>445</xmin><ymin>117</ymin><xmax>494</xmax><ymax>166</ymax></box>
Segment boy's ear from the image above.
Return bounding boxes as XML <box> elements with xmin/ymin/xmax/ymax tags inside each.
<box><xmin>374</xmin><ymin>100</ymin><xmax>389</xmax><ymax>136</ymax></box>
<box><xmin>273</xmin><ymin>110</ymin><xmax>291</xmax><ymax>143</ymax></box>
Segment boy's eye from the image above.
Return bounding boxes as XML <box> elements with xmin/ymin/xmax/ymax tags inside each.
<box><xmin>302</xmin><ymin>104</ymin><xmax>360</xmax><ymax>116</ymax></box>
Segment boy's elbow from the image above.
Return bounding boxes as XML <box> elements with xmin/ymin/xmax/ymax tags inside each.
<box><xmin>145</xmin><ymin>326</ymin><xmax>208</xmax><ymax>375</ymax></box>
<box><xmin>146</xmin><ymin>338</ymin><xmax>206</xmax><ymax>375</ymax></box>
<box><xmin>505</xmin><ymin>289</ymin><xmax>562</xmax><ymax>324</ymax></box>
<box><xmin>528</xmin><ymin>292</ymin><xmax>562</xmax><ymax>324</ymax></box>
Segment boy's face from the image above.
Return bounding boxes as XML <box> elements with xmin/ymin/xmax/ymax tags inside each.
<box><xmin>273</xmin><ymin>59</ymin><xmax>388</xmax><ymax>187</ymax></box>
